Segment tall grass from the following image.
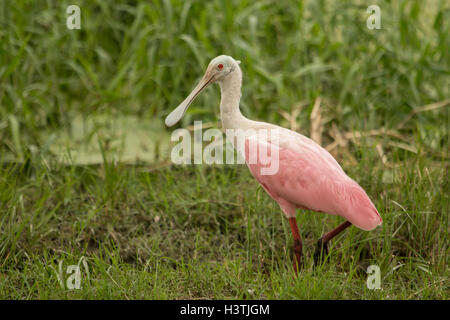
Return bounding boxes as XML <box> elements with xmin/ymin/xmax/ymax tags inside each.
<box><xmin>0</xmin><ymin>0</ymin><xmax>448</xmax><ymax>299</ymax></box>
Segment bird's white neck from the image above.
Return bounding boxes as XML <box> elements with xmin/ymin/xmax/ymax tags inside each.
<box><xmin>218</xmin><ymin>66</ymin><xmax>251</xmax><ymax>130</ymax></box>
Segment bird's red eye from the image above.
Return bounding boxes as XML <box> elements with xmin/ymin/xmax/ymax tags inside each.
<box><xmin>218</xmin><ymin>64</ymin><xmax>223</xmax><ymax>70</ymax></box>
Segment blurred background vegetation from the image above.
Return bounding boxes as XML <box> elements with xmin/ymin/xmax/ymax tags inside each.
<box><xmin>0</xmin><ymin>0</ymin><xmax>448</xmax><ymax>299</ymax></box>
<box><xmin>0</xmin><ymin>0</ymin><xmax>448</xmax><ymax>164</ymax></box>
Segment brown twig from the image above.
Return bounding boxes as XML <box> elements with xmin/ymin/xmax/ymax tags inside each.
<box><xmin>310</xmin><ymin>97</ymin><xmax>323</xmax><ymax>145</ymax></box>
<box><xmin>397</xmin><ymin>99</ymin><xmax>450</xmax><ymax>130</ymax></box>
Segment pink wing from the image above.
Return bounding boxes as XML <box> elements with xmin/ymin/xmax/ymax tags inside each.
<box><xmin>244</xmin><ymin>138</ymin><xmax>382</xmax><ymax>231</ymax></box>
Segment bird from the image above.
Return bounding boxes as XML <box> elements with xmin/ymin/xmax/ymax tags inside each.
<box><xmin>165</xmin><ymin>55</ymin><xmax>382</xmax><ymax>273</ymax></box>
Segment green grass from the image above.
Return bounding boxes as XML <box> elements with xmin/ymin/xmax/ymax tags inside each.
<box><xmin>0</xmin><ymin>0</ymin><xmax>449</xmax><ymax>299</ymax></box>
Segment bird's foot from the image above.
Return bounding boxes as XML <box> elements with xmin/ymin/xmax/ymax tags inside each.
<box><xmin>313</xmin><ymin>238</ymin><xmax>329</xmax><ymax>266</ymax></box>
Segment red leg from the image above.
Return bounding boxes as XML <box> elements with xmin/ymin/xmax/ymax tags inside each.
<box><xmin>288</xmin><ymin>217</ymin><xmax>303</xmax><ymax>273</ymax></box>
<box><xmin>314</xmin><ymin>220</ymin><xmax>352</xmax><ymax>264</ymax></box>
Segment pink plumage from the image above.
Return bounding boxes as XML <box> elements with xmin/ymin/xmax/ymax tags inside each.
<box><xmin>166</xmin><ymin>55</ymin><xmax>383</xmax><ymax>272</ymax></box>
<box><xmin>244</xmin><ymin>136</ymin><xmax>382</xmax><ymax>231</ymax></box>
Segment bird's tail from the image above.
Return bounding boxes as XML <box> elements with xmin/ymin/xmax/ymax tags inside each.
<box><xmin>343</xmin><ymin>184</ymin><xmax>382</xmax><ymax>231</ymax></box>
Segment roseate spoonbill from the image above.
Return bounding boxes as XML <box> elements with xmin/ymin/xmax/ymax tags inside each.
<box><xmin>165</xmin><ymin>55</ymin><xmax>382</xmax><ymax>272</ymax></box>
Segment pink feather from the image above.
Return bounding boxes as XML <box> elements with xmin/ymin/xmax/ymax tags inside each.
<box><xmin>244</xmin><ymin>137</ymin><xmax>382</xmax><ymax>231</ymax></box>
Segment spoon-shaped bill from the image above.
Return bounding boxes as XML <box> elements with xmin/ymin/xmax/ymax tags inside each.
<box><xmin>165</xmin><ymin>74</ymin><xmax>215</xmax><ymax>127</ymax></box>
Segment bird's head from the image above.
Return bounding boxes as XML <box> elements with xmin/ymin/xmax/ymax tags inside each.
<box><xmin>165</xmin><ymin>55</ymin><xmax>241</xmax><ymax>127</ymax></box>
